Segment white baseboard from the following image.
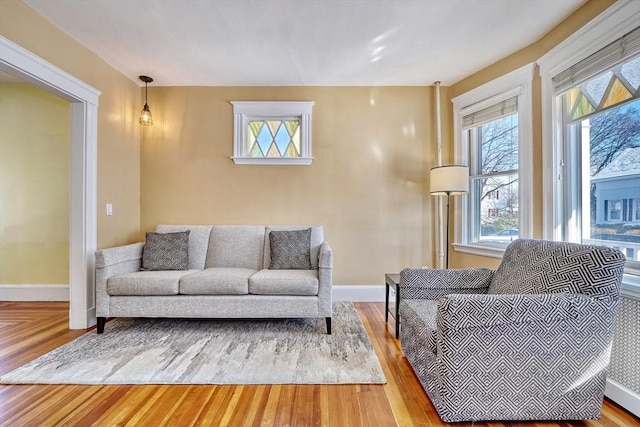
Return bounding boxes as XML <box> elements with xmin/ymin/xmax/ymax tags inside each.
<box><xmin>605</xmin><ymin>378</ymin><xmax>640</xmax><ymax>417</ymax></box>
<box><xmin>332</xmin><ymin>285</ymin><xmax>385</xmax><ymax>302</ymax></box>
<box><xmin>0</xmin><ymin>284</ymin><xmax>69</xmax><ymax>301</ymax></box>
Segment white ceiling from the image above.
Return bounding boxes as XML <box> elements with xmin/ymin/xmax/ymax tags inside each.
<box><xmin>23</xmin><ymin>0</ymin><xmax>585</xmax><ymax>87</ymax></box>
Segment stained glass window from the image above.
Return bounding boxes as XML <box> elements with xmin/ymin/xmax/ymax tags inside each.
<box><xmin>247</xmin><ymin>119</ymin><xmax>301</xmax><ymax>158</ymax></box>
<box><xmin>565</xmin><ymin>55</ymin><xmax>640</xmax><ymax>122</ymax></box>
<box><xmin>231</xmin><ymin>101</ymin><xmax>314</xmax><ymax>165</ymax></box>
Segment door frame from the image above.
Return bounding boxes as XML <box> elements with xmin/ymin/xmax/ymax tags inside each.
<box><xmin>0</xmin><ymin>36</ymin><xmax>100</xmax><ymax>329</ymax></box>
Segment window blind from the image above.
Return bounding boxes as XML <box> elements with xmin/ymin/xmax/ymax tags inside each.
<box><xmin>462</xmin><ymin>96</ymin><xmax>518</xmax><ymax>129</ymax></box>
<box><xmin>553</xmin><ymin>26</ymin><xmax>640</xmax><ymax>93</ymax></box>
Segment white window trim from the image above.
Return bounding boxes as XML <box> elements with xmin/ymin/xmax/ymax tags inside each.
<box><xmin>231</xmin><ymin>101</ymin><xmax>314</xmax><ymax>165</ymax></box>
<box><xmin>452</xmin><ymin>63</ymin><xmax>535</xmax><ymax>259</ymax></box>
<box><xmin>607</xmin><ymin>200</ymin><xmax>623</xmax><ymax>223</ymax></box>
<box><xmin>538</xmin><ymin>0</ymin><xmax>640</xmax><ymax>296</ymax></box>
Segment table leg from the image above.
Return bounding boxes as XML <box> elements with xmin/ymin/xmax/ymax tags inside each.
<box><xmin>395</xmin><ymin>288</ymin><xmax>400</xmax><ymax>338</ymax></box>
<box><xmin>385</xmin><ymin>281</ymin><xmax>389</xmax><ymax>323</ymax></box>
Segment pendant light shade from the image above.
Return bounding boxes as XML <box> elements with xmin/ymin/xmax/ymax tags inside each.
<box><xmin>139</xmin><ymin>75</ymin><xmax>153</xmax><ymax>126</ymax></box>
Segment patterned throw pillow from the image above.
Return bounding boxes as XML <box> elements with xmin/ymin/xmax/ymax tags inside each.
<box><xmin>269</xmin><ymin>229</ymin><xmax>312</xmax><ymax>270</ymax></box>
<box><xmin>141</xmin><ymin>231</ymin><xmax>190</xmax><ymax>271</ymax></box>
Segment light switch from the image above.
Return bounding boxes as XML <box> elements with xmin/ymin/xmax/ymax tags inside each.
<box><xmin>106</xmin><ymin>203</ymin><xmax>113</xmax><ymax>216</ymax></box>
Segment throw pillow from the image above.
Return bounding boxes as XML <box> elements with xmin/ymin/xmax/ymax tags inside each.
<box><xmin>141</xmin><ymin>230</ymin><xmax>190</xmax><ymax>271</ymax></box>
<box><xmin>269</xmin><ymin>228</ymin><xmax>312</xmax><ymax>270</ymax></box>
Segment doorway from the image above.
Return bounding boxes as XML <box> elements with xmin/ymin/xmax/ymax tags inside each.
<box><xmin>0</xmin><ymin>36</ymin><xmax>100</xmax><ymax>329</ymax></box>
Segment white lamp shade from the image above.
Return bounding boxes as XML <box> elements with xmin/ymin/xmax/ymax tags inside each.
<box><xmin>430</xmin><ymin>165</ymin><xmax>469</xmax><ymax>195</ymax></box>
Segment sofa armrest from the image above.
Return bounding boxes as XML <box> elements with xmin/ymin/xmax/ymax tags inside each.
<box><xmin>95</xmin><ymin>242</ymin><xmax>144</xmax><ymax>268</ymax></box>
<box><xmin>437</xmin><ymin>293</ymin><xmax>591</xmax><ymax>330</ymax></box>
<box><xmin>318</xmin><ymin>241</ymin><xmax>333</xmax><ymax>269</ymax></box>
<box><xmin>95</xmin><ymin>243</ymin><xmax>144</xmax><ymax>317</ymax></box>
<box><xmin>400</xmin><ymin>268</ymin><xmax>493</xmax><ymax>300</ymax></box>
<box><xmin>317</xmin><ymin>241</ymin><xmax>333</xmax><ymax>317</ymax></box>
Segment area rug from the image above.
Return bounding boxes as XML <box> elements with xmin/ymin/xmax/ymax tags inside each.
<box><xmin>0</xmin><ymin>302</ymin><xmax>386</xmax><ymax>385</ymax></box>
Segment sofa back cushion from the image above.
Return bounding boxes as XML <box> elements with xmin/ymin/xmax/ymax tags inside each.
<box><xmin>205</xmin><ymin>225</ymin><xmax>266</xmax><ymax>270</ymax></box>
<box><xmin>263</xmin><ymin>225</ymin><xmax>324</xmax><ymax>269</ymax></box>
<box><xmin>488</xmin><ymin>239</ymin><xmax>625</xmax><ymax>300</ymax></box>
<box><xmin>155</xmin><ymin>225</ymin><xmax>213</xmax><ymax>270</ymax></box>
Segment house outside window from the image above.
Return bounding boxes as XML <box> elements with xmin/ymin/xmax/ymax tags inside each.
<box><xmin>452</xmin><ymin>64</ymin><xmax>534</xmax><ymax>257</ymax></box>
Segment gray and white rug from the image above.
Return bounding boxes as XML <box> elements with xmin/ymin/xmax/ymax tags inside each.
<box><xmin>0</xmin><ymin>302</ymin><xmax>386</xmax><ymax>385</ymax></box>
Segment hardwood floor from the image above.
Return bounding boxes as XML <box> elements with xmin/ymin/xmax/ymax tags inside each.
<box><xmin>0</xmin><ymin>301</ymin><xmax>638</xmax><ymax>427</ymax></box>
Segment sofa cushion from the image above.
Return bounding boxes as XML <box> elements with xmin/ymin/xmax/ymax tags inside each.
<box><xmin>179</xmin><ymin>268</ymin><xmax>254</xmax><ymax>295</ymax></box>
<box><xmin>263</xmin><ymin>225</ymin><xmax>324</xmax><ymax>270</ymax></box>
<box><xmin>107</xmin><ymin>270</ymin><xmax>198</xmax><ymax>296</ymax></box>
<box><xmin>142</xmin><ymin>231</ymin><xmax>190</xmax><ymax>271</ymax></box>
<box><xmin>205</xmin><ymin>225</ymin><xmax>265</xmax><ymax>270</ymax></box>
<box><xmin>269</xmin><ymin>229</ymin><xmax>312</xmax><ymax>270</ymax></box>
<box><xmin>156</xmin><ymin>225</ymin><xmax>213</xmax><ymax>270</ymax></box>
<box><xmin>401</xmin><ymin>299</ymin><xmax>438</xmax><ymax>354</ymax></box>
<box><xmin>249</xmin><ymin>269</ymin><xmax>319</xmax><ymax>296</ymax></box>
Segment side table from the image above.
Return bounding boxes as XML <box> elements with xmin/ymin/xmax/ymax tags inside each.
<box><xmin>385</xmin><ymin>273</ymin><xmax>400</xmax><ymax>338</ymax></box>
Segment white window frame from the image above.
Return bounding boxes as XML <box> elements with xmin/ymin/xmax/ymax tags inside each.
<box><xmin>538</xmin><ymin>0</ymin><xmax>640</xmax><ymax>295</ymax></box>
<box><xmin>452</xmin><ymin>63</ymin><xmax>534</xmax><ymax>259</ymax></box>
<box><xmin>230</xmin><ymin>101</ymin><xmax>314</xmax><ymax>165</ymax></box>
<box><xmin>607</xmin><ymin>200</ymin><xmax>623</xmax><ymax>222</ymax></box>
<box><xmin>633</xmin><ymin>199</ymin><xmax>640</xmax><ymax>222</ymax></box>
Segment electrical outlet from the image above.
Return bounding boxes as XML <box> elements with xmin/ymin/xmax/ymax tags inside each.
<box><xmin>106</xmin><ymin>203</ymin><xmax>113</xmax><ymax>216</ymax></box>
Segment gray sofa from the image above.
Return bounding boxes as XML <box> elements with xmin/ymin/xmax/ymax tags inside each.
<box><xmin>399</xmin><ymin>239</ymin><xmax>625</xmax><ymax>422</ymax></box>
<box><xmin>95</xmin><ymin>225</ymin><xmax>333</xmax><ymax>334</ymax></box>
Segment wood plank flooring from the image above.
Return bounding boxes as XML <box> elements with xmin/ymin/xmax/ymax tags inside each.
<box><xmin>0</xmin><ymin>301</ymin><xmax>638</xmax><ymax>426</ymax></box>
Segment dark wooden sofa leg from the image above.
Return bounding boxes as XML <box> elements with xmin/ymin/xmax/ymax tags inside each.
<box><xmin>97</xmin><ymin>317</ymin><xmax>106</xmax><ymax>334</ymax></box>
<box><xmin>326</xmin><ymin>317</ymin><xmax>332</xmax><ymax>334</ymax></box>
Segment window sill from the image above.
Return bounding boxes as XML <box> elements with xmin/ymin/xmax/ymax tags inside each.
<box><xmin>231</xmin><ymin>157</ymin><xmax>313</xmax><ymax>165</ymax></box>
<box><xmin>622</xmin><ymin>271</ymin><xmax>640</xmax><ymax>300</ymax></box>
<box><xmin>453</xmin><ymin>243</ymin><xmax>506</xmax><ymax>259</ymax></box>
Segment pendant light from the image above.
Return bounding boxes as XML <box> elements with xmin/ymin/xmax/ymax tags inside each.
<box><xmin>139</xmin><ymin>75</ymin><xmax>153</xmax><ymax>126</ymax></box>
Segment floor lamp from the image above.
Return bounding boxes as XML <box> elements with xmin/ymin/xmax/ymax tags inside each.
<box><xmin>430</xmin><ymin>165</ymin><xmax>469</xmax><ymax>269</ymax></box>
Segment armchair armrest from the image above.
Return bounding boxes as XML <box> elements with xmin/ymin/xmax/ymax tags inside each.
<box><xmin>400</xmin><ymin>268</ymin><xmax>494</xmax><ymax>300</ymax></box>
<box><xmin>438</xmin><ymin>292</ymin><xmax>592</xmax><ymax>330</ymax></box>
<box><xmin>434</xmin><ymin>292</ymin><xmax>612</xmax><ymax>419</ymax></box>
<box><xmin>95</xmin><ymin>242</ymin><xmax>144</xmax><ymax>317</ymax></box>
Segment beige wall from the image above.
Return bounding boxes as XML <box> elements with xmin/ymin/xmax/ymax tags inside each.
<box><xmin>141</xmin><ymin>86</ymin><xmax>435</xmax><ymax>284</ymax></box>
<box><xmin>447</xmin><ymin>0</ymin><xmax>615</xmax><ymax>269</ymax></box>
<box><xmin>0</xmin><ymin>84</ymin><xmax>70</xmax><ymax>284</ymax></box>
<box><xmin>0</xmin><ymin>0</ymin><xmax>141</xmax><ymax>250</ymax></box>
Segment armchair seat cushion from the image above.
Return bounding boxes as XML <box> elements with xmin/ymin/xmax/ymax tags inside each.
<box><xmin>107</xmin><ymin>270</ymin><xmax>198</xmax><ymax>296</ymax></box>
<box><xmin>249</xmin><ymin>269</ymin><xmax>319</xmax><ymax>295</ymax></box>
<box><xmin>179</xmin><ymin>268</ymin><xmax>254</xmax><ymax>295</ymax></box>
<box><xmin>401</xmin><ymin>300</ymin><xmax>438</xmax><ymax>354</ymax></box>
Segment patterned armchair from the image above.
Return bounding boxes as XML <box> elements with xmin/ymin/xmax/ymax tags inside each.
<box><xmin>399</xmin><ymin>239</ymin><xmax>625</xmax><ymax>422</ymax></box>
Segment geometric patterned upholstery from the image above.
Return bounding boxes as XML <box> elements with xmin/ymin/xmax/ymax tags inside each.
<box><xmin>400</xmin><ymin>239</ymin><xmax>625</xmax><ymax>422</ymax></box>
<box><xmin>488</xmin><ymin>239</ymin><xmax>624</xmax><ymax>299</ymax></box>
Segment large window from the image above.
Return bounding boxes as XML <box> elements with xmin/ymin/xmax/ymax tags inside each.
<box><xmin>453</xmin><ymin>64</ymin><xmax>533</xmax><ymax>256</ymax></box>
<box><xmin>548</xmin><ymin>28</ymin><xmax>640</xmax><ymax>267</ymax></box>
<box><xmin>468</xmin><ymin>105</ymin><xmax>519</xmax><ymax>246</ymax></box>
